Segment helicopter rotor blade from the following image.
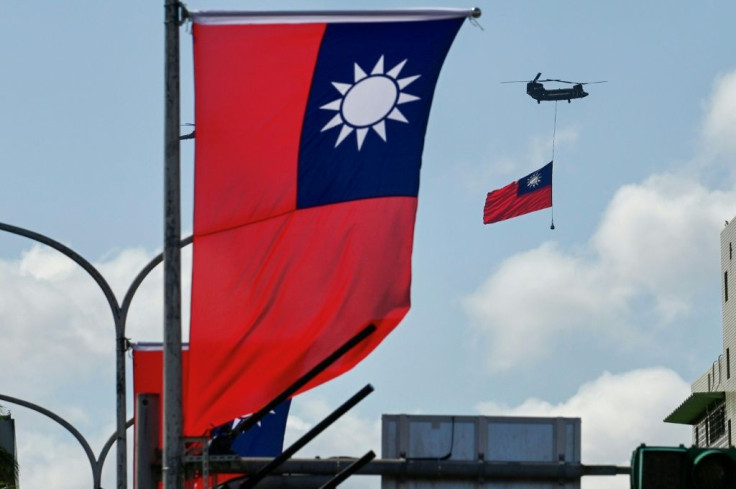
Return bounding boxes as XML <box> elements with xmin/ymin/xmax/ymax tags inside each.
<box><xmin>544</xmin><ymin>78</ymin><xmax>608</xmax><ymax>85</ymax></box>
<box><xmin>501</xmin><ymin>73</ymin><xmax>545</xmax><ymax>84</ymax></box>
<box><xmin>500</xmin><ymin>74</ymin><xmax>606</xmax><ymax>85</ymax></box>
<box><xmin>541</xmin><ymin>78</ymin><xmax>576</xmax><ymax>84</ymax></box>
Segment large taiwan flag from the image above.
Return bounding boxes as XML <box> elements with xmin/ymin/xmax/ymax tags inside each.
<box><xmin>187</xmin><ymin>9</ymin><xmax>472</xmax><ymax>435</ymax></box>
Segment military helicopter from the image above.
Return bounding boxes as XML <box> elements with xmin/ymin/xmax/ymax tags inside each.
<box><xmin>503</xmin><ymin>73</ymin><xmax>606</xmax><ymax>103</ymax></box>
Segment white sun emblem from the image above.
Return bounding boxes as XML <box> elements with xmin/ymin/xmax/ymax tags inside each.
<box><xmin>526</xmin><ymin>172</ymin><xmax>542</xmax><ymax>188</ymax></box>
<box><xmin>320</xmin><ymin>55</ymin><xmax>421</xmax><ymax>150</ymax></box>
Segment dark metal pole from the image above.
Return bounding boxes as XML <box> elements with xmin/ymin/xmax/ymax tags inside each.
<box><xmin>135</xmin><ymin>394</ymin><xmax>161</xmax><ymax>489</ymax></box>
<box><xmin>317</xmin><ymin>451</ymin><xmax>376</xmax><ymax>489</ymax></box>
<box><xmin>163</xmin><ymin>0</ymin><xmax>183</xmax><ymax>488</ymax></box>
<box><xmin>114</xmin><ymin>312</ymin><xmax>127</xmax><ymax>489</ymax></box>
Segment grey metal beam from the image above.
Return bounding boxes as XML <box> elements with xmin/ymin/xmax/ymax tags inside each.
<box><xmin>187</xmin><ymin>457</ymin><xmax>630</xmax><ymax>480</ymax></box>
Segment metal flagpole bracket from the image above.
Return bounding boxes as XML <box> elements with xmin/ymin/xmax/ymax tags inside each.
<box><xmin>178</xmin><ymin>2</ymin><xmax>190</xmax><ymax>26</ymax></box>
<box><xmin>468</xmin><ymin>7</ymin><xmax>483</xmax><ymax>30</ymax></box>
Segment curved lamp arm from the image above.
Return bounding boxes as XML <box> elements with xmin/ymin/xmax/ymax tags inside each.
<box><xmin>0</xmin><ymin>393</ymin><xmax>101</xmax><ymax>488</ymax></box>
<box><xmin>120</xmin><ymin>235</ymin><xmax>193</xmax><ymax>325</ymax></box>
<box><xmin>0</xmin><ymin>222</ymin><xmax>121</xmax><ymax>317</ymax></box>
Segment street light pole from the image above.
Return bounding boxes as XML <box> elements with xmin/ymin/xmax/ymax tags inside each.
<box><xmin>0</xmin><ymin>393</ymin><xmax>133</xmax><ymax>489</ymax></box>
<box><xmin>0</xmin><ymin>222</ymin><xmax>193</xmax><ymax>489</ymax></box>
<box><xmin>0</xmin><ymin>222</ymin><xmax>128</xmax><ymax>489</ymax></box>
<box><xmin>163</xmin><ymin>0</ymin><xmax>183</xmax><ymax>488</ymax></box>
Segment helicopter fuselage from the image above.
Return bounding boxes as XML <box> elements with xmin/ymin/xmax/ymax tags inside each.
<box><xmin>526</xmin><ymin>82</ymin><xmax>588</xmax><ymax>103</ymax></box>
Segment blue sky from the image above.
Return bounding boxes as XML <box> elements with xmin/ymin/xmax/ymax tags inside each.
<box><xmin>2</xmin><ymin>1</ymin><xmax>736</xmax><ymax>488</ymax></box>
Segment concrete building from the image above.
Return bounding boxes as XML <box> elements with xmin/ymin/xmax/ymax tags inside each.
<box><xmin>665</xmin><ymin>218</ymin><xmax>736</xmax><ymax>447</ymax></box>
<box><xmin>0</xmin><ymin>412</ymin><xmax>18</xmax><ymax>488</ymax></box>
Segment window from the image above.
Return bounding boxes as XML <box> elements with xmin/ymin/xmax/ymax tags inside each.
<box><xmin>728</xmin><ymin>348</ymin><xmax>731</xmax><ymax>380</ymax></box>
<box><xmin>708</xmin><ymin>405</ymin><xmax>726</xmax><ymax>444</ymax></box>
<box><xmin>696</xmin><ymin>403</ymin><xmax>727</xmax><ymax>447</ymax></box>
<box><xmin>726</xmin><ymin>271</ymin><xmax>729</xmax><ymax>302</ymax></box>
<box><xmin>730</xmin><ymin>242</ymin><xmax>733</xmax><ymax>260</ymax></box>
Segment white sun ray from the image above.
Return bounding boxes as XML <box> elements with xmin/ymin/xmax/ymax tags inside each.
<box><xmin>373</xmin><ymin>120</ymin><xmax>387</xmax><ymax>141</ymax></box>
<box><xmin>354</xmin><ymin>63</ymin><xmax>367</xmax><ymax>82</ymax></box>
<box><xmin>397</xmin><ymin>75</ymin><xmax>421</xmax><ymax>90</ymax></box>
<box><xmin>371</xmin><ymin>55</ymin><xmax>384</xmax><ymax>75</ymax></box>
<box><xmin>320</xmin><ymin>99</ymin><xmax>341</xmax><ymax>111</ymax></box>
<box><xmin>321</xmin><ymin>113</ymin><xmax>343</xmax><ymax>131</ymax></box>
<box><xmin>356</xmin><ymin>128</ymin><xmax>369</xmax><ymax>149</ymax></box>
<box><xmin>335</xmin><ymin>125</ymin><xmax>354</xmax><ymax>146</ymax></box>
<box><xmin>332</xmin><ymin>82</ymin><xmax>351</xmax><ymax>95</ymax></box>
<box><xmin>320</xmin><ymin>55</ymin><xmax>422</xmax><ymax>150</ymax></box>
<box><xmin>398</xmin><ymin>93</ymin><xmax>420</xmax><ymax>104</ymax></box>
<box><xmin>386</xmin><ymin>59</ymin><xmax>407</xmax><ymax>79</ymax></box>
<box><xmin>386</xmin><ymin>107</ymin><xmax>408</xmax><ymax>123</ymax></box>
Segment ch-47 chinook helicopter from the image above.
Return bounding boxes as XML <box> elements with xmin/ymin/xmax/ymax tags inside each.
<box><xmin>503</xmin><ymin>73</ymin><xmax>607</xmax><ymax>103</ymax></box>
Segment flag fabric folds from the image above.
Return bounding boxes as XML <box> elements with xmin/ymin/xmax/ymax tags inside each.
<box><xmin>483</xmin><ymin>161</ymin><xmax>553</xmax><ymax>224</ymax></box>
<box><xmin>187</xmin><ymin>10</ymin><xmax>468</xmax><ymax>435</ymax></box>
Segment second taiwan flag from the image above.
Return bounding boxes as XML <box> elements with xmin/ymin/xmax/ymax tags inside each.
<box><xmin>187</xmin><ymin>9</ymin><xmax>472</xmax><ymax>435</ymax></box>
<box><xmin>483</xmin><ymin>161</ymin><xmax>553</xmax><ymax>224</ymax></box>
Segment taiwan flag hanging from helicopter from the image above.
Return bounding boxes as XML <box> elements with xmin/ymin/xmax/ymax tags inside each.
<box><xmin>483</xmin><ymin>162</ymin><xmax>553</xmax><ymax>224</ymax></box>
<box><xmin>186</xmin><ymin>9</ymin><xmax>473</xmax><ymax>435</ymax></box>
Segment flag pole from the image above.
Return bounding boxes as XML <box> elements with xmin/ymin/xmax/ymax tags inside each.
<box><xmin>163</xmin><ymin>0</ymin><xmax>183</xmax><ymax>488</ymax></box>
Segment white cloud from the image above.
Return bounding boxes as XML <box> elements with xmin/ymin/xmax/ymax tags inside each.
<box><xmin>463</xmin><ymin>69</ymin><xmax>736</xmax><ymax>373</ymax></box>
<box><xmin>17</xmin><ymin>430</ymin><xmax>94</xmax><ymax>488</ymax></box>
<box><xmin>18</xmin><ymin>245</ymin><xmax>78</xmax><ymax>281</ymax></box>
<box><xmin>0</xmin><ymin>247</ymin><xmax>112</xmax><ymax>395</ymax></box>
<box><xmin>701</xmin><ymin>71</ymin><xmax>736</xmax><ymax>159</ymax></box>
<box><xmin>464</xmin><ymin>242</ymin><xmax>632</xmax><ymax>371</ymax></box>
<box><xmin>592</xmin><ymin>174</ymin><xmax>733</xmax><ymax>318</ymax></box>
<box><xmin>286</xmin><ymin>398</ymin><xmax>381</xmax><ymax>459</ymax></box>
<box><xmin>476</xmin><ymin>368</ymin><xmax>692</xmax><ymax>489</ymax></box>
